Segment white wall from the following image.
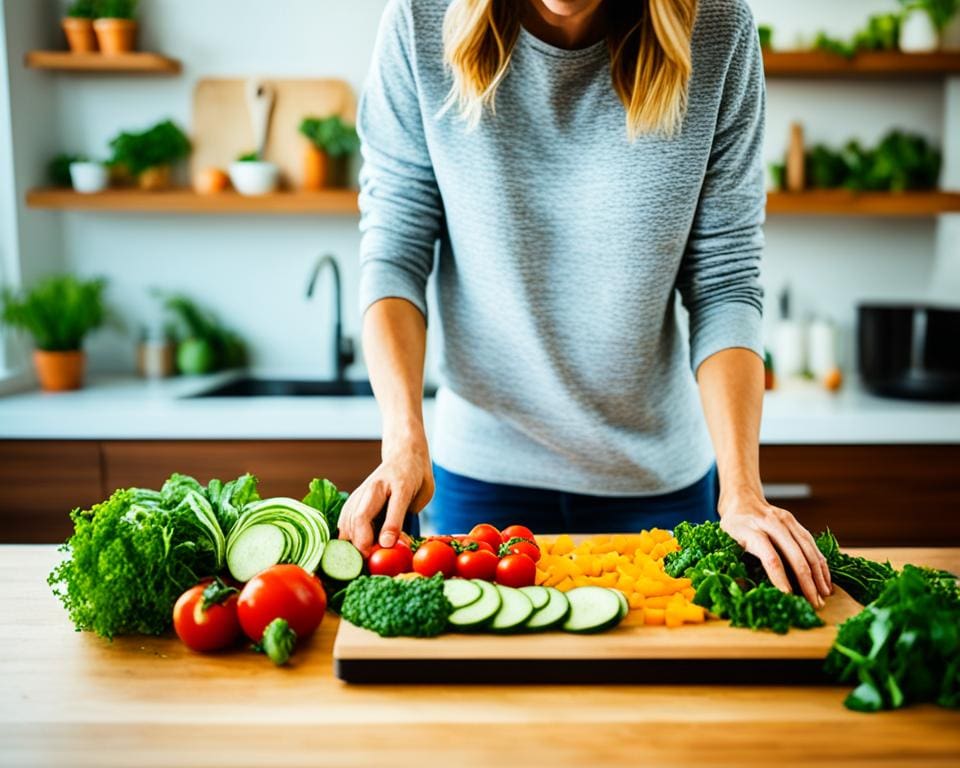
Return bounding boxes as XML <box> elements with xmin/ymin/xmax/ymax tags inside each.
<box><xmin>1</xmin><ymin>0</ymin><xmax>956</xmax><ymax>377</ymax></box>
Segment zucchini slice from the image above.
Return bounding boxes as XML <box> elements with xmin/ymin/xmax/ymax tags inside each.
<box><xmin>448</xmin><ymin>580</ymin><xmax>501</xmax><ymax>630</ymax></box>
<box><xmin>562</xmin><ymin>586</ymin><xmax>624</xmax><ymax>634</ymax></box>
<box><xmin>443</xmin><ymin>578</ymin><xmax>483</xmax><ymax>610</ymax></box>
<box><xmin>519</xmin><ymin>585</ymin><xmax>549</xmax><ymax>610</ymax></box>
<box><xmin>490</xmin><ymin>585</ymin><xmax>534</xmax><ymax>633</ymax></box>
<box><xmin>524</xmin><ymin>587</ymin><xmax>570</xmax><ymax>632</ymax></box>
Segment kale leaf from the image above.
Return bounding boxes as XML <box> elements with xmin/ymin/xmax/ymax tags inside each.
<box><xmin>303</xmin><ymin>478</ymin><xmax>348</xmax><ymax>535</ymax></box>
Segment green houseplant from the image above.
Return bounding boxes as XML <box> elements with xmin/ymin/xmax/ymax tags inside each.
<box><xmin>108</xmin><ymin>119</ymin><xmax>191</xmax><ymax>190</ymax></box>
<box><xmin>900</xmin><ymin>0</ymin><xmax>960</xmax><ymax>31</ymax></box>
<box><xmin>298</xmin><ymin>116</ymin><xmax>359</xmax><ymax>189</ymax></box>
<box><xmin>93</xmin><ymin>0</ymin><xmax>138</xmax><ymax>55</ymax></box>
<box><xmin>63</xmin><ymin>0</ymin><xmax>98</xmax><ymax>53</ymax></box>
<box><xmin>1</xmin><ymin>275</ymin><xmax>107</xmax><ymax>391</ymax></box>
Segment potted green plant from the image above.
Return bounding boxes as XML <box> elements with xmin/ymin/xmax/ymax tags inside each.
<box><xmin>108</xmin><ymin>119</ymin><xmax>191</xmax><ymax>191</ymax></box>
<box><xmin>63</xmin><ymin>0</ymin><xmax>98</xmax><ymax>53</ymax></box>
<box><xmin>899</xmin><ymin>0</ymin><xmax>959</xmax><ymax>50</ymax></box>
<box><xmin>298</xmin><ymin>116</ymin><xmax>359</xmax><ymax>189</ymax></box>
<box><xmin>1</xmin><ymin>275</ymin><xmax>106</xmax><ymax>392</ymax></box>
<box><xmin>228</xmin><ymin>151</ymin><xmax>280</xmax><ymax>196</ymax></box>
<box><xmin>93</xmin><ymin>0</ymin><xmax>138</xmax><ymax>55</ymax></box>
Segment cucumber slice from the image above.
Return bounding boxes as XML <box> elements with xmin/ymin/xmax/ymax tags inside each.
<box><xmin>562</xmin><ymin>586</ymin><xmax>624</xmax><ymax>634</ymax></box>
<box><xmin>225</xmin><ymin>523</ymin><xmax>286</xmax><ymax>582</ymax></box>
<box><xmin>524</xmin><ymin>587</ymin><xmax>570</xmax><ymax>631</ymax></box>
<box><xmin>491</xmin><ymin>585</ymin><xmax>534</xmax><ymax>633</ymax></box>
<box><xmin>443</xmin><ymin>578</ymin><xmax>483</xmax><ymax>609</ymax></box>
<box><xmin>611</xmin><ymin>588</ymin><xmax>629</xmax><ymax>619</ymax></box>
<box><xmin>320</xmin><ymin>539</ymin><xmax>363</xmax><ymax>582</ymax></box>
<box><xmin>519</xmin><ymin>585</ymin><xmax>549</xmax><ymax>610</ymax></box>
<box><xmin>448</xmin><ymin>580</ymin><xmax>501</xmax><ymax>630</ymax></box>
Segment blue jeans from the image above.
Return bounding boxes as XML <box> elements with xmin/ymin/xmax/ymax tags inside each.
<box><xmin>426</xmin><ymin>464</ymin><xmax>719</xmax><ymax>535</ymax></box>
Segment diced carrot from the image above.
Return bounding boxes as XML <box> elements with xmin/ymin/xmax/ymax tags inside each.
<box><xmin>682</xmin><ymin>604</ymin><xmax>706</xmax><ymax>623</ymax></box>
<box><xmin>552</xmin><ymin>534</ymin><xmax>575</xmax><ymax>556</ymax></box>
<box><xmin>628</xmin><ymin>592</ymin><xmax>645</xmax><ymax>609</ymax></box>
<box><xmin>555</xmin><ymin>577</ymin><xmax>575</xmax><ymax>592</ymax></box>
<box><xmin>644</xmin><ymin>608</ymin><xmax>665</xmax><ymax>625</ymax></box>
<box><xmin>621</xmin><ymin>610</ymin><xmax>645</xmax><ymax>627</ymax></box>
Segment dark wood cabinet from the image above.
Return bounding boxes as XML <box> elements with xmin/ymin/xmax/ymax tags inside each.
<box><xmin>1</xmin><ymin>440</ymin><xmax>957</xmax><ymax>546</ymax></box>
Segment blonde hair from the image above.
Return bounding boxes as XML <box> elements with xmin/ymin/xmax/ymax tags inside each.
<box><xmin>442</xmin><ymin>0</ymin><xmax>698</xmax><ymax>138</ymax></box>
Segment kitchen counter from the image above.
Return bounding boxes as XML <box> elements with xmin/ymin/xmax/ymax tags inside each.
<box><xmin>0</xmin><ymin>373</ymin><xmax>959</xmax><ymax>443</ymax></box>
<box><xmin>1</xmin><ymin>546</ymin><xmax>959</xmax><ymax>768</ymax></box>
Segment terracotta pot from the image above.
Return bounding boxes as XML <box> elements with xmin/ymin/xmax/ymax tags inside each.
<box><xmin>302</xmin><ymin>144</ymin><xmax>330</xmax><ymax>190</ymax></box>
<box><xmin>93</xmin><ymin>18</ymin><xmax>138</xmax><ymax>55</ymax></box>
<box><xmin>34</xmin><ymin>350</ymin><xmax>85</xmax><ymax>392</ymax></box>
<box><xmin>138</xmin><ymin>165</ymin><xmax>171</xmax><ymax>191</ymax></box>
<box><xmin>62</xmin><ymin>18</ymin><xmax>98</xmax><ymax>53</ymax></box>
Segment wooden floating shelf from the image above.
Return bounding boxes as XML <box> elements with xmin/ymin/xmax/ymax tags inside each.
<box><xmin>766</xmin><ymin>190</ymin><xmax>960</xmax><ymax>216</ymax></box>
<box><xmin>763</xmin><ymin>50</ymin><xmax>960</xmax><ymax>79</ymax></box>
<box><xmin>24</xmin><ymin>50</ymin><xmax>181</xmax><ymax>75</ymax></box>
<box><xmin>25</xmin><ymin>188</ymin><xmax>360</xmax><ymax>215</ymax></box>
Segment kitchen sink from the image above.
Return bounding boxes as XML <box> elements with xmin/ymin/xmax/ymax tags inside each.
<box><xmin>190</xmin><ymin>378</ymin><xmax>376</xmax><ymax>398</ymax></box>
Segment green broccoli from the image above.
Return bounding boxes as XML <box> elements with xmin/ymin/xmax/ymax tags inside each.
<box><xmin>340</xmin><ymin>574</ymin><xmax>451</xmax><ymax>638</ymax></box>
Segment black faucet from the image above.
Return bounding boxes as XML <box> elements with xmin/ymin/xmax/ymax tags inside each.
<box><xmin>306</xmin><ymin>254</ymin><xmax>354</xmax><ymax>382</ymax></box>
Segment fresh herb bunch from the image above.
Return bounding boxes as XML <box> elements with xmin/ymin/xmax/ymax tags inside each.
<box><xmin>108</xmin><ymin>119</ymin><xmax>190</xmax><ymax>178</ymax></box>
<box><xmin>340</xmin><ymin>574</ymin><xmax>451</xmax><ymax>637</ymax></box>
<box><xmin>813</xmin><ymin>14</ymin><xmax>900</xmax><ymax>58</ymax></box>
<box><xmin>665</xmin><ymin>521</ymin><xmax>823</xmax><ymax>634</ymax></box>
<box><xmin>1</xmin><ymin>275</ymin><xmax>106</xmax><ymax>351</ymax></box>
<box><xmin>48</xmin><ymin>153</ymin><xmax>88</xmax><ymax>187</ymax></box>
<box><xmin>815</xmin><ymin>529</ymin><xmax>896</xmax><ymax>605</ymax></box>
<box><xmin>900</xmin><ymin>0</ymin><xmax>960</xmax><ymax>31</ymax></box>
<box><xmin>66</xmin><ymin>0</ymin><xmax>97</xmax><ymax>19</ymax></box>
<box><xmin>299</xmin><ymin>116</ymin><xmax>360</xmax><ymax>158</ymax></box>
<box><xmin>825</xmin><ymin>565</ymin><xmax>960</xmax><ymax>712</ymax></box>
<box><xmin>95</xmin><ymin>0</ymin><xmax>138</xmax><ymax>20</ymax></box>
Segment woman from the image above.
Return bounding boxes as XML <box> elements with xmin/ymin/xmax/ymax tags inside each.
<box><xmin>339</xmin><ymin>0</ymin><xmax>832</xmax><ymax>606</ymax></box>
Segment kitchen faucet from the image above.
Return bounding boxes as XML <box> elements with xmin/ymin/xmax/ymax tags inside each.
<box><xmin>306</xmin><ymin>254</ymin><xmax>354</xmax><ymax>382</ymax></box>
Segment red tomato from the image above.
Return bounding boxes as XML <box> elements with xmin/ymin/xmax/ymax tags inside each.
<box><xmin>496</xmin><ymin>554</ymin><xmax>537</xmax><ymax>588</ymax></box>
<box><xmin>368</xmin><ymin>544</ymin><xmax>413</xmax><ymax>577</ymax></box>
<box><xmin>412</xmin><ymin>540</ymin><xmax>458</xmax><ymax>578</ymax></box>
<box><xmin>236</xmin><ymin>564</ymin><xmax>327</xmax><ymax>642</ymax></box>
<box><xmin>428</xmin><ymin>535</ymin><xmax>456</xmax><ymax>544</ymax></box>
<box><xmin>504</xmin><ymin>539</ymin><xmax>541</xmax><ymax>563</ymax></box>
<box><xmin>456</xmin><ymin>536</ymin><xmax>495</xmax><ymax>555</ymax></box>
<box><xmin>501</xmin><ymin>525</ymin><xmax>536</xmax><ymax>544</ymax></box>
<box><xmin>173</xmin><ymin>580</ymin><xmax>241</xmax><ymax>652</ymax></box>
<box><xmin>456</xmin><ymin>549</ymin><xmax>499</xmax><ymax>581</ymax></box>
<box><xmin>468</xmin><ymin>523</ymin><xmax>502</xmax><ymax>551</ymax></box>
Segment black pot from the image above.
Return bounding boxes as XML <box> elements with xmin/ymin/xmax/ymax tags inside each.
<box><xmin>858</xmin><ymin>304</ymin><xmax>960</xmax><ymax>402</ymax></box>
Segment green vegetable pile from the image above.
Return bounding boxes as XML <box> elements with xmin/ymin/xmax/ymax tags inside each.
<box><xmin>340</xmin><ymin>575</ymin><xmax>452</xmax><ymax>638</ymax></box>
<box><xmin>665</xmin><ymin>522</ymin><xmax>822</xmax><ymax>634</ymax></box>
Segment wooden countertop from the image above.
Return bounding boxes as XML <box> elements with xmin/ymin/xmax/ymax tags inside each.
<box><xmin>2</xmin><ymin>545</ymin><xmax>958</xmax><ymax>768</ymax></box>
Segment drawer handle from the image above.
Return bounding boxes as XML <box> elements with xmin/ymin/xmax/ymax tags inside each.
<box><xmin>762</xmin><ymin>483</ymin><xmax>813</xmax><ymax>501</ymax></box>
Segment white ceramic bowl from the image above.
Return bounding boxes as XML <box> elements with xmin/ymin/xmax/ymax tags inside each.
<box><xmin>228</xmin><ymin>161</ymin><xmax>279</xmax><ymax>196</ymax></box>
<box><xmin>69</xmin><ymin>161</ymin><xmax>109</xmax><ymax>194</ymax></box>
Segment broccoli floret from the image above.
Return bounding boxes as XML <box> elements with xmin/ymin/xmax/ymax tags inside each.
<box><xmin>340</xmin><ymin>574</ymin><xmax>451</xmax><ymax>637</ymax></box>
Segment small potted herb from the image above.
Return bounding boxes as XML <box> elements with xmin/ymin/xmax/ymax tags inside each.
<box><xmin>228</xmin><ymin>151</ymin><xmax>280</xmax><ymax>196</ymax></box>
<box><xmin>298</xmin><ymin>115</ymin><xmax>359</xmax><ymax>189</ymax></box>
<box><xmin>93</xmin><ymin>0</ymin><xmax>138</xmax><ymax>56</ymax></box>
<box><xmin>62</xmin><ymin>0</ymin><xmax>98</xmax><ymax>53</ymax></box>
<box><xmin>1</xmin><ymin>275</ymin><xmax>107</xmax><ymax>392</ymax></box>
<box><xmin>899</xmin><ymin>0</ymin><xmax>959</xmax><ymax>50</ymax></box>
<box><xmin>108</xmin><ymin>119</ymin><xmax>191</xmax><ymax>191</ymax></box>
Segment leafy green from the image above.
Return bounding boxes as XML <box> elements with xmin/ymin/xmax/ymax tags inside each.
<box><xmin>302</xmin><ymin>478</ymin><xmax>348</xmax><ymax>535</ymax></box>
<box><xmin>236</xmin><ymin>151</ymin><xmax>260</xmax><ymax>162</ymax></box>
<box><xmin>299</xmin><ymin>116</ymin><xmax>360</xmax><ymax>158</ymax></box>
<box><xmin>95</xmin><ymin>0</ymin><xmax>138</xmax><ymax>20</ymax></box>
<box><xmin>340</xmin><ymin>574</ymin><xmax>451</xmax><ymax>637</ymax></box>
<box><xmin>159</xmin><ymin>293</ymin><xmax>247</xmax><ymax>372</ymax></box>
<box><xmin>900</xmin><ymin>0</ymin><xmax>960</xmax><ymax>31</ymax></box>
<box><xmin>815</xmin><ymin>529</ymin><xmax>897</xmax><ymax>605</ymax></box>
<box><xmin>665</xmin><ymin>521</ymin><xmax>824</xmax><ymax>634</ymax></box>
<box><xmin>813</xmin><ymin>14</ymin><xmax>900</xmax><ymax>58</ymax></box>
<box><xmin>1</xmin><ymin>274</ymin><xmax>106</xmax><ymax>351</ymax></box>
<box><xmin>210</xmin><ymin>473</ymin><xmax>260</xmax><ymax>535</ymax></box>
<box><xmin>49</xmin><ymin>153</ymin><xmax>88</xmax><ymax>186</ymax></box>
<box><xmin>67</xmin><ymin>0</ymin><xmax>97</xmax><ymax>19</ymax></box>
<box><xmin>756</xmin><ymin>24</ymin><xmax>773</xmax><ymax>49</ymax></box>
<box><xmin>825</xmin><ymin>565</ymin><xmax>960</xmax><ymax>711</ymax></box>
<box><xmin>108</xmin><ymin>119</ymin><xmax>190</xmax><ymax>177</ymax></box>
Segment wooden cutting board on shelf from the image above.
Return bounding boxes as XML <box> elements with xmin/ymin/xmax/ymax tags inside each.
<box><xmin>191</xmin><ymin>78</ymin><xmax>356</xmax><ymax>190</ymax></box>
<box><xmin>333</xmin><ymin>586</ymin><xmax>863</xmax><ymax>685</ymax></box>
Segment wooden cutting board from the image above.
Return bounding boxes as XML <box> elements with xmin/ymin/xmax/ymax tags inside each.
<box><xmin>333</xmin><ymin>586</ymin><xmax>864</xmax><ymax>684</ymax></box>
<box><xmin>191</xmin><ymin>78</ymin><xmax>356</xmax><ymax>190</ymax></box>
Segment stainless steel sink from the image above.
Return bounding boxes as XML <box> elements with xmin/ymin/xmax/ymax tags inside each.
<box><xmin>189</xmin><ymin>377</ymin><xmax>437</xmax><ymax>398</ymax></box>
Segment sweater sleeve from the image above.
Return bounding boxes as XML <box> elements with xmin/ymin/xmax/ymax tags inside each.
<box><xmin>677</xmin><ymin>8</ymin><xmax>766</xmax><ymax>374</ymax></box>
<box><xmin>357</xmin><ymin>0</ymin><xmax>444</xmax><ymax>320</ymax></box>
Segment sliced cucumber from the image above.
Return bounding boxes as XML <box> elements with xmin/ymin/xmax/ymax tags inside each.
<box><xmin>611</xmin><ymin>588</ymin><xmax>629</xmax><ymax>619</ymax></box>
<box><xmin>519</xmin><ymin>585</ymin><xmax>549</xmax><ymax>610</ymax></box>
<box><xmin>443</xmin><ymin>578</ymin><xmax>483</xmax><ymax>609</ymax></box>
<box><xmin>448</xmin><ymin>580</ymin><xmax>501</xmax><ymax>630</ymax></box>
<box><xmin>320</xmin><ymin>539</ymin><xmax>363</xmax><ymax>582</ymax></box>
<box><xmin>490</xmin><ymin>585</ymin><xmax>534</xmax><ymax>633</ymax></box>
<box><xmin>225</xmin><ymin>523</ymin><xmax>286</xmax><ymax>582</ymax></box>
<box><xmin>524</xmin><ymin>587</ymin><xmax>570</xmax><ymax>632</ymax></box>
<box><xmin>562</xmin><ymin>586</ymin><xmax>625</xmax><ymax>634</ymax></box>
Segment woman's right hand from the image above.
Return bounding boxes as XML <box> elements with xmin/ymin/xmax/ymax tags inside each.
<box><xmin>338</xmin><ymin>428</ymin><xmax>434</xmax><ymax>555</ymax></box>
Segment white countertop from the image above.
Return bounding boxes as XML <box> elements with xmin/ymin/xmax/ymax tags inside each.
<box><xmin>0</xmin><ymin>372</ymin><xmax>958</xmax><ymax>443</ymax></box>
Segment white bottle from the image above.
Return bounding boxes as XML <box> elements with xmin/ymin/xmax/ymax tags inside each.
<box><xmin>807</xmin><ymin>318</ymin><xmax>837</xmax><ymax>380</ymax></box>
<box><xmin>774</xmin><ymin>288</ymin><xmax>806</xmax><ymax>378</ymax></box>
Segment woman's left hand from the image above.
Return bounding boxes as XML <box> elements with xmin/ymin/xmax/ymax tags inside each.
<box><xmin>718</xmin><ymin>489</ymin><xmax>833</xmax><ymax>607</ymax></box>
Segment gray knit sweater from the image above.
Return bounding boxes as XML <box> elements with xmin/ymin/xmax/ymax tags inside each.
<box><xmin>357</xmin><ymin>0</ymin><xmax>766</xmax><ymax>495</ymax></box>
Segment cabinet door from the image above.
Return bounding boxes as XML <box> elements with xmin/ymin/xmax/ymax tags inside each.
<box><xmin>0</xmin><ymin>441</ymin><xmax>103</xmax><ymax>543</ymax></box>
<box><xmin>101</xmin><ymin>440</ymin><xmax>381</xmax><ymax>500</ymax></box>
<box><xmin>761</xmin><ymin>445</ymin><xmax>960</xmax><ymax>546</ymax></box>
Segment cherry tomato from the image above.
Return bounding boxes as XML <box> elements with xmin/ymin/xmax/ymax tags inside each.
<box><xmin>412</xmin><ymin>540</ymin><xmax>458</xmax><ymax>578</ymax></box>
<box><xmin>173</xmin><ymin>580</ymin><xmax>241</xmax><ymax>652</ymax></box>
<box><xmin>456</xmin><ymin>536</ymin><xmax>495</xmax><ymax>555</ymax></box>
<box><xmin>503</xmin><ymin>539</ymin><xmax>541</xmax><ymax>563</ymax></box>
<box><xmin>496</xmin><ymin>554</ymin><xmax>537</xmax><ymax>588</ymax></box>
<box><xmin>456</xmin><ymin>549</ymin><xmax>499</xmax><ymax>581</ymax></box>
<box><xmin>427</xmin><ymin>535</ymin><xmax>456</xmax><ymax>545</ymax></box>
<box><xmin>368</xmin><ymin>544</ymin><xmax>413</xmax><ymax>577</ymax></box>
<box><xmin>468</xmin><ymin>523</ymin><xmax>502</xmax><ymax>551</ymax></box>
<box><xmin>236</xmin><ymin>564</ymin><xmax>327</xmax><ymax>643</ymax></box>
<box><xmin>500</xmin><ymin>525</ymin><xmax>536</xmax><ymax>544</ymax></box>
